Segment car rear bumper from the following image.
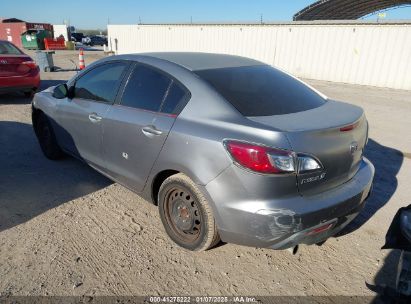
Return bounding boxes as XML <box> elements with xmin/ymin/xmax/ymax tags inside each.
<box><xmin>202</xmin><ymin>157</ymin><xmax>374</xmax><ymax>249</ymax></box>
<box><xmin>0</xmin><ymin>72</ymin><xmax>40</xmax><ymax>93</ymax></box>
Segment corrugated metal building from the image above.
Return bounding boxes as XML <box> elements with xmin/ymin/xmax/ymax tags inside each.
<box><xmin>108</xmin><ymin>21</ymin><xmax>411</xmax><ymax>90</ymax></box>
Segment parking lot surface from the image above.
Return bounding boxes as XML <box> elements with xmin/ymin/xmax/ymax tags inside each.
<box><xmin>0</xmin><ymin>50</ymin><xmax>410</xmax><ymax>296</ymax></box>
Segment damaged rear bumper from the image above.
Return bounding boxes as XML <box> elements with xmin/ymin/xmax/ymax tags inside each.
<box><xmin>202</xmin><ymin>157</ymin><xmax>374</xmax><ymax>249</ymax></box>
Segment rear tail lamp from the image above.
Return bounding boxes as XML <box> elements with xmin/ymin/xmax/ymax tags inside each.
<box><xmin>224</xmin><ymin>140</ymin><xmax>322</xmax><ymax>175</ymax></box>
<box><xmin>340</xmin><ymin>121</ymin><xmax>359</xmax><ymax>132</ymax></box>
<box><xmin>22</xmin><ymin>61</ymin><xmax>38</xmax><ymax>69</ymax></box>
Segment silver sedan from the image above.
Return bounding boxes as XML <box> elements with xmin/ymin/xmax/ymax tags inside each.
<box><xmin>32</xmin><ymin>52</ymin><xmax>374</xmax><ymax>251</ymax></box>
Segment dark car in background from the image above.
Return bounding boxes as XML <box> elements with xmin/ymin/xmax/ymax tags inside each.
<box><xmin>84</xmin><ymin>35</ymin><xmax>108</xmax><ymax>46</ymax></box>
<box><xmin>31</xmin><ymin>53</ymin><xmax>374</xmax><ymax>252</ymax></box>
<box><xmin>0</xmin><ymin>40</ymin><xmax>40</xmax><ymax>96</ymax></box>
<box><xmin>70</xmin><ymin>32</ymin><xmax>85</xmax><ymax>43</ymax></box>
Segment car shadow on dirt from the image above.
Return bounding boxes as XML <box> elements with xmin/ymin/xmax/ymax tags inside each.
<box><xmin>337</xmin><ymin>138</ymin><xmax>404</xmax><ymax>236</ymax></box>
<box><xmin>0</xmin><ymin>80</ymin><xmax>67</xmax><ymax>105</ymax></box>
<box><xmin>0</xmin><ymin>121</ymin><xmax>112</xmax><ymax>233</ymax></box>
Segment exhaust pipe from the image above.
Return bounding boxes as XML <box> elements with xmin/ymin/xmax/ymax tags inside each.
<box><xmin>286</xmin><ymin>245</ymin><xmax>299</xmax><ymax>255</ymax></box>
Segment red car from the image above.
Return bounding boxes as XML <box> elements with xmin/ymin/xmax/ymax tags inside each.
<box><xmin>0</xmin><ymin>40</ymin><xmax>40</xmax><ymax>97</ymax></box>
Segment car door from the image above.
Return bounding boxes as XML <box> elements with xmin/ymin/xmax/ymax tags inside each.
<box><xmin>54</xmin><ymin>61</ymin><xmax>129</xmax><ymax>169</ymax></box>
<box><xmin>102</xmin><ymin>63</ymin><xmax>190</xmax><ymax>192</ymax></box>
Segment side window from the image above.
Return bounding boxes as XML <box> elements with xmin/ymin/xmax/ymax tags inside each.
<box><xmin>74</xmin><ymin>62</ymin><xmax>128</xmax><ymax>103</ymax></box>
<box><xmin>121</xmin><ymin>64</ymin><xmax>171</xmax><ymax>112</ymax></box>
<box><xmin>160</xmin><ymin>81</ymin><xmax>190</xmax><ymax>115</ymax></box>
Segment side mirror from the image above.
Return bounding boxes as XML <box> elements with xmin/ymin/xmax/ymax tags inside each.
<box><xmin>52</xmin><ymin>83</ymin><xmax>69</xmax><ymax>99</ymax></box>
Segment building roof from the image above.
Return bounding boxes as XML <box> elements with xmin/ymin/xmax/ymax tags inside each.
<box><xmin>293</xmin><ymin>0</ymin><xmax>411</xmax><ymax>20</ymax></box>
<box><xmin>108</xmin><ymin>20</ymin><xmax>411</xmax><ymax>27</ymax></box>
<box><xmin>0</xmin><ymin>18</ymin><xmax>25</xmax><ymax>23</ymax></box>
<box><xmin>139</xmin><ymin>52</ymin><xmax>264</xmax><ymax>71</ymax></box>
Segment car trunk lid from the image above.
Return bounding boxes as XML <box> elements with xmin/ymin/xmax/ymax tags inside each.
<box><xmin>248</xmin><ymin>100</ymin><xmax>368</xmax><ymax>196</ymax></box>
<box><xmin>0</xmin><ymin>55</ymin><xmax>33</xmax><ymax>77</ymax></box>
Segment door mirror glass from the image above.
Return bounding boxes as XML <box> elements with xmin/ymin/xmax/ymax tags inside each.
<box><xmin>53</xmin><ymin>84</ymin><xmax>69</xmax><ymax>99</ymax></box>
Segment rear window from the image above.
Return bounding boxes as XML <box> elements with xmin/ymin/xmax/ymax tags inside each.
<box><xmin>195</xmin><ymin>65</ymin><xmax>326</xmax><ymax>116</ymax></box>
<box><xmin>0</xmin><ymin>41</ymin><xmax>23</xmax><ymax>55</ymax></box>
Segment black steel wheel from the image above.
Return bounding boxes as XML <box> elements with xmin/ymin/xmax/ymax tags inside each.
<box><xmin>164</xmin><ymin>187</ymin><xmax>202</xmax><ymax>243</ymax></box>
<box><xmin>158</xmin><ymin>173</ymin><xmax>220</xmax><ymax>251</ymax></box>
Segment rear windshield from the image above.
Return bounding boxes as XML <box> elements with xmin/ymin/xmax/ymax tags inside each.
<box><xmin>195</xmin><ymin>65</ymin><xmax>326</xmax><ymax>116</ymax></box>
<box><xmin>0</xmin><ymin>41</ymin><xmax>23</xmax><ymax>55</ymax></box>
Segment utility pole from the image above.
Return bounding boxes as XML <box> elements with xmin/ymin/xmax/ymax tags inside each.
<box><xmin>260</xmin><ymin>14</ymin><xmax>263</xmax><ymax>24</ymax></box>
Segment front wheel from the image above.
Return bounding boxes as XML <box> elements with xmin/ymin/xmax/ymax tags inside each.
<box><xmin>33</xmin><ymin>112</ymin><xmax>64</xmax><ymax>160</ymax></box>
<box><xmin>158</xmin><ymin>173</ymin><xmax>220</xmax><ymax>251</ymax></box>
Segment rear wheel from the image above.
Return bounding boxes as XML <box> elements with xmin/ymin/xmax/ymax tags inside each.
<box><xmin>24</xmin><ymin>89</ymin><xmax>35</xmax><ymax>98</ymax></box>
<box><xmin>33</xmin><ymin>112</ymin><xmax>64</xmax><ymax>160</ymax></box>
<box><xmin>158</xmin><ymin>173</ymin><xmax>220</xmax><ymax>251</ymax></box>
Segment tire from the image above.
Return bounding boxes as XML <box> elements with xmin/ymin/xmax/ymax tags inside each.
<box><xmin>33</xmin><ymin>112</ymin><xmax>64</xmax><ymax>160</ymax></box>
<box><xmin>24</xmin><ymin>90</ymin><xmax>35</xmax><ymax>98</ymax></box>
<box><xmin>158</xmin><ymin>173</ymin><xmax>220</xmax><ymax>251</ymax></box>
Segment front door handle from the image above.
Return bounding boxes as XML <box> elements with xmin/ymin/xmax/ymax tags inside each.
<box><xmin>142</xmin><ymin>125</ymin><xmax>163</xmax><ymax>137</ymax></box>
<box><xmin>88</xmin><ymin>113</ymin><xmax>102</xmax><ymax>123</ymax></box>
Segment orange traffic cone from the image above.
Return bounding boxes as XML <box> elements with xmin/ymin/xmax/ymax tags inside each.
<box><xmin>79</xmin><ymin>48</ymin><xmax>85</xmax><ymax>70</ymax></box>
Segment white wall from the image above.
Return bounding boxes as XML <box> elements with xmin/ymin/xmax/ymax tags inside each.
<box><xmin>108</xmin><ymin>22</ymin><xmax>411</xmax><ymax>90</ymax></box>
<box><xmin>53</xmin><ymin>24</ymin><xmax>69</xmax><ymax>41</ymax></box>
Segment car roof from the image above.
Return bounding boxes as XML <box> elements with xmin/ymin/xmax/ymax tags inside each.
<box><xmin>131</xmin><ymin>52</ymin><xmax>265</xmax><ymax>71</ymax></box>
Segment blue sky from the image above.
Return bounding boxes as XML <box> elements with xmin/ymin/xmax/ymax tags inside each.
<box><xmin>3</xmin><ymin>0</ymin><xmax>411</xmax><ymax>29</ymax></box>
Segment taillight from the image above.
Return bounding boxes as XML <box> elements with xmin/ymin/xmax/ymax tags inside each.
<box><xmin>22</xmin><ymin>61</ymin><xmax>38</xmax><ymax>69</ymax></box>
<box><xmin>340</xmin><ymin>121</ymin><xmax>358</xmax><ymax>132</ymax></box>
<box><xmin>224</xmin><ymin>140</ymin><xmax>323</xmax><ymax>175</ymax></box>
<box><xmin>224</xmin><ymin>140</ymin><xmax>295</xmax><ymax>174</ymax></box>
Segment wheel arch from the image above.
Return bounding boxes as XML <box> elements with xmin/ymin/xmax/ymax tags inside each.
<box><xmin>147</xmin><ymin>167</ymin><xmax>224</xmax><ymax>231</ymax></box>
<box><xmin>31</xmin><ymin>106</ymin><xmax>44</xmax><ymax>131</ymax></box>
<box><xmin>150</xmin><ymin>169</ymin><xmax>180</xmax><ymax>205</ymax></box>
<box><xmin>149</xmin><ymin>165</ymin><xmax>210</xmax><ymax>206</ymax></box>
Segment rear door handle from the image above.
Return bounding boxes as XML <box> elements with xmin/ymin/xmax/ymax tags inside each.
<box><xmin>142</xmin><ymin>125</ymin><xmax>163</xmax><ymax>137</ymax></box>
<box><xmin>88</xmin><ymin>113</ymin><xmax>102</xmax><ymax>123</ymax></box>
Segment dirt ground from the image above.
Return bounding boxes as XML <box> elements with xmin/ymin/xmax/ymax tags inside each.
<box><xmin>0</xmin><ymin>50</ymin><xmax>410</xmax><ymax>297</ymax></box>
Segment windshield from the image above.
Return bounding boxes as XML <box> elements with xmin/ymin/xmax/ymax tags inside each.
<box><xmin>0</xmin><ymin>41</ymin><xmax>23</xmax><ymax>55</ymax></box>
<box><xmin>195</xmin><ymin>65</ymin><xmax>326</xmax><ymax>116</ymax></box>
